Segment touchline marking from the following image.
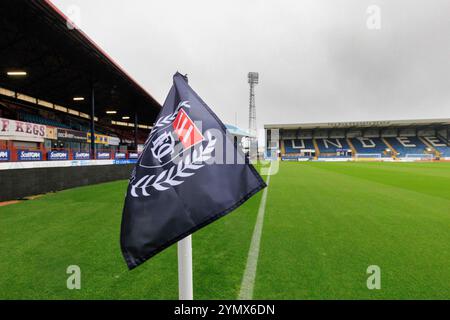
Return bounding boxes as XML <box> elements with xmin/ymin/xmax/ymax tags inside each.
<box><xmin>238</xmin><ymin>165</ymin><xmax>272</xmax><ymax>300</ymax></box>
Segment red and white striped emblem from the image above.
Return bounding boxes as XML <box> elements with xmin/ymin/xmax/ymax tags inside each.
<box><xmin>172</xmin><ymin>109</ymin><xmax>204</xmax><ymax>149</ymax></box>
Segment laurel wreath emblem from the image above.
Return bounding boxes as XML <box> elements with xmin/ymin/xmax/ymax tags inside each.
<box><xmin>137</xmin><ymin>100</ymin><xmax>191</xmax><ymax>167</ymax></box>
<box><xmin>130</xmin><ymin>132</ymin><xmax>216</xmax><ymax>197</ymax></box>
<box><xmin>153</xmin><ymin>101</ymin><xmax>190</xmax><ymax>129</ymax></box>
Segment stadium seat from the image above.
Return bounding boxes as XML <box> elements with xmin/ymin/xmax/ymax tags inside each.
<box><xmin>422</xmin><ymin>136</ymin><xmax>450</xmax><ymax>157</ymax></box>
<box><xmin>384</xmin><ymin>136</ymin><xmax>427</xmax><ymax>157</ymax></box>
<box><xmin>18</xmin><ymin>111</ymin><xmax>71</xmax><ymax>129</ymax></box>
<box><xmin>349</xmin><ymin>137</ymin><xmax>390</xmax><ymax>157</ymax></box>
<box><xmin>315</xmin><ymin>138</ymin><xmax>351</xmax><ymax>157</ymax></box>
<box><xmin>284</xmin><ymin>139</ymin><xmax>315</xmax><ymax>154</ymax></box>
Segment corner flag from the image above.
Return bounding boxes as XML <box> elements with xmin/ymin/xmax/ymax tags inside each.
<box><xmin>120</xmin><ymin>72</ymin><xmax>266</xmax><ymax>271</ymax></box>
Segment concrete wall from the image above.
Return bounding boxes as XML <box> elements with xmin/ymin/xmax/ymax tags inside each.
<box><xmin>0</xmin><ymin>164</ymin><xmax>134</xmax><ymax>202</ymax></box>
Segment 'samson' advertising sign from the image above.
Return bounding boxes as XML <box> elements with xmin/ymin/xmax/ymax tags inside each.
<box><xmin>0</xmin><ymin>150</ymin><xmax>10</xmax><ymax>161</ymax></box>
<box><xmin>114</xmin><ymin>152</ymin><xmax>126</xmax><ymax>159</ymax></box>
<box><xmin>128</xmin><ymin>152</ymin><xmax>139</xmax><ymax>159</ymax></box>
<box><xmin>48</xmin><ymin>151</ymin><xmax>69</xmax><ymax>161</ymax></box>
<box><xmin>17</xmin><ymin>150</ymin><xmax>42</xmax><ymax>161</ymax></box>
<box><xmin>73</xmin><ymin>152</ymin><xmax>90</xmax><ymax>160</ymax></box>
<box><xmin>96</xmin><ymin>152</ymin><xmax>111</xmax><ymax>159</ymax></box>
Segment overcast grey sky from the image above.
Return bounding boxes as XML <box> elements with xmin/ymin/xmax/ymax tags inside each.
<box><xmin>52</xmin><ymin>0</ymin><xmax>450</xmax><ymax>131</ymax></box>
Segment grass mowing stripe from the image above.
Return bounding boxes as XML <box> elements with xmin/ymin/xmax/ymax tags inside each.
<box><xmin>0</xmin><ymin>179</ymin><xmax>262</xmax><ymax>299</ymax></box>
<box><xmin>238</xmin><ymin>167</ymin><xmax>271</xmax><ymax>300</ymax></box>
<box><xmin>309</xmin><ymin>162</ymin><xmax>450</xmax><ymax>202</ymax></box>
<box><xmin>1</xmin><ymin>162</ymin><xmax>449</xmax><ymax>299</ymax></box>
<box><xmin>253</xmin><ymin>162</ymin><xmax>450</xmax><ymax>299</ymax></box>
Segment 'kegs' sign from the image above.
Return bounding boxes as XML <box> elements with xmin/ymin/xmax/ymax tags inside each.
<box><xmin>0</xmin><ymin>150</ymin><xmax>10</xmax><ymax>161</ymax></box>
<box><xmin>48</xmin><ymin>151</ymin><xmax>69</xmax><ymax>161</ymax></box>
<box><xmin>17</xmin><ymin>150</ymin><xmax>42</xmax><ymax>161</ymax></box>
<box><xmin>73</xmin><ymin>152</ymin><xmax>90</xmax><ymax>160</ymax></box>
<box><xmin>96</xmin><ymin>152</ymin><xmax>111</xmax><ymax>159</ymax></box>
<box><xmin>1</xmin><ymin>117</ymin><xmax>46</xmax><ymax>142</ymax></box>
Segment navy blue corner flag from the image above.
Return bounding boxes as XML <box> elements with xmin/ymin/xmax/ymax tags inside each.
<box><xmin>120</xmin><ymin>72</ymin><xmax>266</xmax><ymax>269</ymax></box>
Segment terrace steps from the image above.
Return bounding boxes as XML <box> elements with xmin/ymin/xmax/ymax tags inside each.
<box><xmin>419</xmin><ymin>137</ymin><xmax>441</xmax><ymax>157</ymax></box>
<box><xmin>280</xmin><ymin>140</ymin><xmax>286</xmax><ymax>155</ymax></box>
<box><xmin>346</xmin><ymin>138</ymin><xmax>357</xmax><ymax>159</ymax></box>
<box><xmin>312</xmin><ymin>139</ymin><xmax>320</xmax><ymax>159</ymax></box>
<box><xmin>382</xmin><ymin>138</ymin><xmax>398</xmax><ymax>159</ymax></box>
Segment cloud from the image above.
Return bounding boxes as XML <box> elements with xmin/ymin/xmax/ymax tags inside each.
<box><xmin>52</xmin><ymin>0</ymin><xmax>450</xmax><ymax>130</ymax></box>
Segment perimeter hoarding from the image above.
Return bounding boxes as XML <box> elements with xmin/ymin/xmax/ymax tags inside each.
<box><xmin>47</xmin><ymin>150</ymin><xmax>69</xmax><ymax>161</ymax></box>
<box><xmin>0</xmin><ymin>150</ymin><xmax>10</xmax><ymax>161</ymax></box>
<box><xmin>17</xmin><ymin>150</ymin><xmax>42</xmax><ymax>161</ymax></box>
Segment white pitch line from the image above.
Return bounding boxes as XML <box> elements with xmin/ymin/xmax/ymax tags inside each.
<box><xmin>238</xmin><ymin>167</ymin><xmax>271</xmax><ymax>300</ymax></box>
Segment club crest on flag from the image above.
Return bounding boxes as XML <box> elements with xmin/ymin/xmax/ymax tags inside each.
<box><xmin>130</xmin><ymin>101</ymin><xmax>216</xmax><ymax>197</ymax></box>
<box><xmin>150</xmin><ymin>131</ymin><xmax>175</xmax><ymax>162</ymax></box>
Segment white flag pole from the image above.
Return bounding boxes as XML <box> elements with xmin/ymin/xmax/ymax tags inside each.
<box><xmin>177</xmin><ymin>235</ymin><xmax>193</xmax><ymax>300</ymax></box>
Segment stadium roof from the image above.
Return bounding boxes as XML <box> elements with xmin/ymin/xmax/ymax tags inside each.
<box><xmin>265</xmin><ymin>118</ymin><xmax>450</xmax><ymax>130</ymax></box>
<box><xmin>225</xmin><ymin>124</ymin><xmax>251</xmax><ymax>137</ymax></box>
<box><xmin>0</xmin><ymin>0</ymin><xmax>161</xmax><ymax>125</ymax></box>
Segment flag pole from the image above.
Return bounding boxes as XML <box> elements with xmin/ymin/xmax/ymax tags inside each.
<box><xmin>177</xmin><ymin>74</ymin><xmax>193</xmax><ymax>300</ymax></box>
<box><xmin>177</xmin><ymin>235</ymin><xmax>193</xmax><ymax>300</ymax></box>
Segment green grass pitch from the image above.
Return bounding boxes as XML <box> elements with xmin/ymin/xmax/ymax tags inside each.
<box><xmin>0</xmin><ymin>162</ymin><xmax>449</xmax><ymax>299</ymax></box>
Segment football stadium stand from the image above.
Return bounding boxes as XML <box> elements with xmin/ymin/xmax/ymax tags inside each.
<box><xmin>0</xmin><ymin>0</ymin><xmax>161</xmax><ymax>201</ymax></box>
<box><xmin>265</xmin><ymin>119</ymin><xmax>450</xmax><ymax>161</ymax></box>
<box><xmin>0</xmin><ymin>0</ymin><xmax>161</xmax><ymax>165</ymax></box>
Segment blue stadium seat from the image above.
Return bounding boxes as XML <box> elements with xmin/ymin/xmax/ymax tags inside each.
<box><xmin>315</xmin><ymin>138</ymin><xmax>351</xmax><ymax>157</ymax></box>
<box><xmin>384</xmin><ymin>137</ymin><xmax>427</xmax><ymax>157</ymax></box>
<box><xmin>284</xmin><ymin>139</ymin><xmax>315</xmax><ymax>154</ymax></box>
<box><xmin>350</xmin><ymin>137</ymin><xmax>389</xmax><ymax>157</ymax></box>
<box><xmin>18</xmin><ymin>111</ymin><xmax>72</xmax><ymax>130</ymax></box>
<box><xmin>421</xmin><ymin>136</ymin><xmax>450</xmax><ymax>157</ymax></box>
